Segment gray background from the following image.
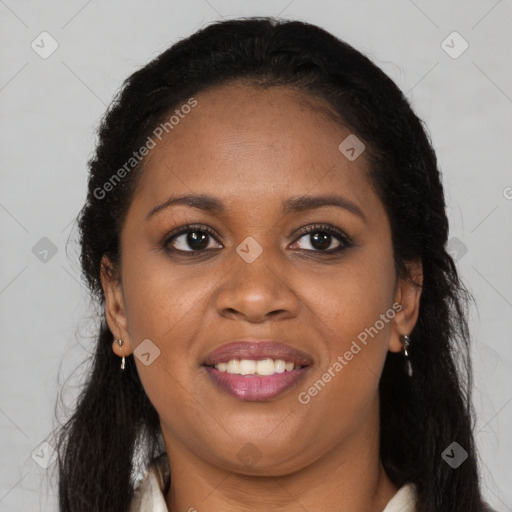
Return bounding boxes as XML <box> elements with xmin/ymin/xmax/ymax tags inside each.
<box><xmin>1</xmin><ymin>0</ymin><xmax>511</xmax><ymax>510</ymax></box>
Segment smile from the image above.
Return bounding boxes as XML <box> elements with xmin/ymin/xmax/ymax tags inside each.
<box><xmin>201</xmin><ymin>340</ymin><xmax>313</xmax><ymax>401</ymax></box>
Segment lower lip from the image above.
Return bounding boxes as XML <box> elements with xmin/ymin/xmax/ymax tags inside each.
<box><xmin>203</xmin><ymin>366</ymin><xmax>310</xmax><ymax>401</ymax></box>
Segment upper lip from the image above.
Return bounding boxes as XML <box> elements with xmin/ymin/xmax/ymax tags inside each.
<box><xmin>202</xmin><ymin>339</ymin><xmax>314</xmax><ymax>366</ymax></box>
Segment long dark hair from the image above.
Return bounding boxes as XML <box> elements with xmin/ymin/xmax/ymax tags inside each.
<box><xmin>55</xmin><ymin>17</ymin><xmax>487</xmax><ymax>511</ymax></box>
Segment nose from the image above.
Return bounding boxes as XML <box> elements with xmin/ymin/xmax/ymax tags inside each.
<box><xmin>214</xmin><ymin>248</ymin><xmax>300</xmax><ymax>323</ymax></box>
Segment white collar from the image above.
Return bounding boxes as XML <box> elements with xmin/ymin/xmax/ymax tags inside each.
<box><xmin>128</xmin><ymin>454</ymin><xmax>169</xmax><ymax>512</ymax></box>
<box><xmin>383</xmin><ymin>481</ymin><xmax>417</xmax><ymax>511</ymax></box>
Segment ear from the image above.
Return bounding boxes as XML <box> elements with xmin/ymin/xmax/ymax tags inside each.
<box><xmin>389</xmin><ymin>260</ymin><xmax>423</xmax><ymax>353</ymax></box>
<box><xmin>100</xmin><ymin>254</ymin><xmax>133</xmax><ymax>357</ymax></box>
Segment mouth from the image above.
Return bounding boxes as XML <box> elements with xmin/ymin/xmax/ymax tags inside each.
<box><xmin>201</xmin><ymin>340</ymin><xmax>313</xmax><ymax>401</ymax></box>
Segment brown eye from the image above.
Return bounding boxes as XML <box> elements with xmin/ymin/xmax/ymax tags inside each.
<box><xmin>291</xmin><ymin>224</ymin><xmax>352</xmax><ymax>254</ymax></box>
<box><xmin>164</xmin><ymin>225</ymin><xmax>222</xmax><ymax>252</ymax></box>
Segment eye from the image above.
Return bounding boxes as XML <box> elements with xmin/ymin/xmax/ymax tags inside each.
<box><xmin>164</xmin><ymin>224</ymin><xmax>222</xmax><ymax>253</ymax></box>
<box><xmin>291</xmin><ymin>223</ymin><xmax>352</xmax><ymax>254</ymax></box>
<box><xmin>162</xmin><ymin>223</ymin><xmax>352</xmax><ymax>255</ymax></box>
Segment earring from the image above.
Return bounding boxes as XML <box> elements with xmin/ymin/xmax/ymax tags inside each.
<box><xmin>400</xmin><ymin>334</ymin><xmax>413</xmax><ymax>377</ymax></box>
<box><xmin>116</xmin><ymin>339</ymin><xmax>126</xmax><ymax>370</ymax></box>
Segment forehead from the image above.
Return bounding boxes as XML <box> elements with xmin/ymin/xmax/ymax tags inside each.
<box><xmin>130</xmin><ymin>83</ymin><xmax>378</xmax><ymax>218</ymax></box>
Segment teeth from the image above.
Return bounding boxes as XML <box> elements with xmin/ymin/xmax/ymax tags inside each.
<box><xmin>256</xmin><ymin>359</ymin><xmax>275</xmax><ymax>376</ymax></box>
<box><xmin>240</xmin><ymin>359</ymin><xmax>256</xmax><ymax>375</ymax></box>
<box><xmin>214</xmin><ymin>358</ymin><xmax>299</xmax><ymax>376</ymax></box>
<box><xmin>226</xmin><ymin>359</ymin><xmax>240</xmax><ymax>373</ymax></box>
<box><xmin>217</xmin><ymin>362</ymin><xmax>228</xmax><ymax>372</ymax></box>
<box><xmin>274</xmin><ymin>360</ymin><xmax>286</xmax><ymax>373</ymax></box>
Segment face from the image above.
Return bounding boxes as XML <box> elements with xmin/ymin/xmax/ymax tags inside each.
<box><xmin>102</xmin><ymin>83</ymin><xmax>421</xmax><ymax>476</ymax></box>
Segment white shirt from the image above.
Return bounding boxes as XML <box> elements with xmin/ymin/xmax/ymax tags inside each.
<box><xmin>129</xmin><ymin>454</ymin><xmax>417</xmax><ymax>512</ymax></box>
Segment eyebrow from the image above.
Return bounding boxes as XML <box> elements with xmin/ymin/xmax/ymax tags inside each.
<box><xmin>146</xmin><ymin>193</ymin><xmax>366</xmax><ymax>221</ymax></box>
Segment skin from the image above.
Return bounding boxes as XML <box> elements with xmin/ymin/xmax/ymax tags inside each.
<box><xmin>101</xmin><ymin>83</ymin><xmax>422</xmax><ymax>512</ymax></box>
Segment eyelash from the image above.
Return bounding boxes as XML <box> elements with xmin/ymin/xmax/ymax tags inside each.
<box><xmin>294</xmin><ymin>223</ymin><xmax>353</xmax><ymax>253</ymax></box>
<box><xmin>163</xmin><ymin>223</ymin><xmax>353</xmax><ymax>256</ymax></box>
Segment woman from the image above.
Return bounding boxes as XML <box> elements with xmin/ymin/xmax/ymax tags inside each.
<box><xmin>55</xmin><ymin>17</ymin><xmax>493</xmax><ymax>511</ymax></box>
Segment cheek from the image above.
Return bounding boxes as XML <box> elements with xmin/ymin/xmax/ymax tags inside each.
<box><xmin>120</xmin><ymin>250</ymin><xmax>224</xmax><ymax>404</ymax></box>
<box><xmin>120</xmin><ymin>248</ymin><xmax>217</xmax><ymax>344</ymax></box>
<box><xmin>306</xmin><ymin>244</ymin><xmax>396</xmax><ymax>342</ymax></box>
<box><xmin>300</xmin><ymin>245</ymin><xmax>396</xmax><ymax>396</ymax></box>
